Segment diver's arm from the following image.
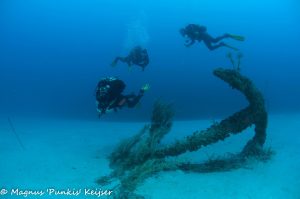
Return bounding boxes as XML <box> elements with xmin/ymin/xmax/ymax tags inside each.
<box><xmin>114</xmin><ymin>56</ymin><xmax>128</xmax><ymax>64</ymax></box>
<box><xmin>114</xmin><ymin>56</ymin><xmax>132</xmax><ymax>67</ymax></box>
<box><xmin>137</xmin><ymin>58</ymin><xmax>149</xmax><ymax>67</ymax></box>
<box><xmin>185</xmin><ymin>39</ymin><xmax>195</xmax><ymax>47</ymax></box>
<box><xmin>125</xmin><ymin>94</ymin><xmax>143</xmax><ymax>108</ymax></box>
<box><xmin>123</xmin><ymin>84</ymin><xmax>149</xmax><ymax>108</ymax></box>
<box><xmin>121</xmin><ymin>56</ymin><xmax>132</xmax><ymax>66</ymax></box>
<box><xmin>136</xmin><ymin>62</ymin><xmax>144</xmax><ymax>67</ymax></box>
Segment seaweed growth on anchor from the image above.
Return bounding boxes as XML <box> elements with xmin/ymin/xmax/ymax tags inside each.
<box><xmin>108</xmin><ymin>101</ymin><xmax>174</xmax><ymax>171</ymax></box>
<box><xmin>227</xmin><ymin>52</ymin><xmax>243</xmax><ymax>71</ymax></box>
<box><xmin>97</xmin><ymin>101</ymin><xmax>176</xmax><ymax>198</ymax></box>
<box><xmin>97</xmin><ymin>68</ymin><xmax>273</xmax><ymax>199</ymax></box>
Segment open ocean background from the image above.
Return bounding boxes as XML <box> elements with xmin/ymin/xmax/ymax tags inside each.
<box><xmin>1</xmin><ymin>1</ymin><xmax>300</xmax><ymax>199</ymax></box>
<box><xmin>1</xmin><ymin>0</ymin><xmax>299</xmax><ymax>121</ymax></box>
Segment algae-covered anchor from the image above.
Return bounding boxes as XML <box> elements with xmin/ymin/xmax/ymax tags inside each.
<box><xmin>97</xmin><ymin>68</ymin><xmax>271</xmax><ymax>199</ymax></box>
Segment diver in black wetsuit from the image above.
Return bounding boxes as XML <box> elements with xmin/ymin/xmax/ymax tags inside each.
<box><xmin>111</xmin><ymin>46</ymin><xmax>149</xmax><ymax>71</ymax></box>
<box><xmin>180</xmin><ymin>24</ymin><xmax>244</xmax><ymax>51</ymax></box>
<box><xmin>95</xmin><ymin>77</ymin><xmax>150</xmax><ymax>117</ymax></box>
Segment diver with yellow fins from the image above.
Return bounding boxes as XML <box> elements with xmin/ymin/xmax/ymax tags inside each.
<box><xmin>180</xmin><ymin>24</ymin><xmax>245</xmax><ymax>51</ymax></box>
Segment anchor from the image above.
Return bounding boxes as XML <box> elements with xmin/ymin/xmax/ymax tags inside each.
<box><xmin>97</xmin><ymin>68</ymin><xmax>272</xmax><ymax>199</ymax></box>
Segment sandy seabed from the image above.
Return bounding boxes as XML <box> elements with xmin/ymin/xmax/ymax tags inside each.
<box><xmin>0</xmin><ymin>114</ymin><xmax>299</xmax><ymax>199</ymax></box>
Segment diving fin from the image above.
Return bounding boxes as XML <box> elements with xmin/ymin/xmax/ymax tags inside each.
<box><xmin>229</xmin><ymin>34</ymin><xmax>245</xmax><ymax>41</ymax></box>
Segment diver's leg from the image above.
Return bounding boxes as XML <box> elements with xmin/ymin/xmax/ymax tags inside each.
<box><xmin>125</xmin><ymin>94</ymin><xmax>143</xmax><ymax>108</ymax></box>
<box><xmin>203</xmin><ymin>40</ymin><xmax>224</xmax><ymax>51</ymax></box>
<box><xmin>211</xmin><ymin>34</ymin><xmax>230</xmax><ymax>43</ymax></box>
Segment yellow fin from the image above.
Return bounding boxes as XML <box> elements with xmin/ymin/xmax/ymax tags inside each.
<box><xmin>229</xmin><ymin>34</ymin><xmax>245</xmax><ymax>41</ymax></box>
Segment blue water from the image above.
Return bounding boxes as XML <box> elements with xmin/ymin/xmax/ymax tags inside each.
<box><xmin>1</xmin><ymin>1</ymin><xmax>300</xmax><ymax>198</ymax></box>
<box><xmin>0</xmin><ymin>0</ymin><xmax>300</xmax><ymax>121</ymax></box>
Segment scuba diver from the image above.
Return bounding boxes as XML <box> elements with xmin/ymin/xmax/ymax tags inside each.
<box><xmin>95</xmin><ymin>77</ymin><xmax>150</xmax><ymax>117</ymax></box>
<box><xmin>111</xmin><ymin>46</ymin><xmax>149</xmax><ymax>71</ymax></box>
<box><xmin>180</xmin><ymin>24</ymin><xmax>245</xmax><ymax>51</ymax></box>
